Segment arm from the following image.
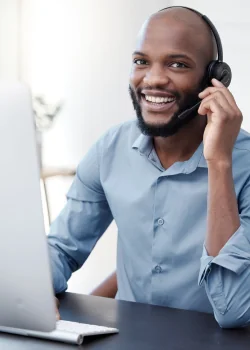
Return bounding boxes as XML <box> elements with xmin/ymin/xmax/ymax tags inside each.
<box><xmin>197</xmin><ymin>79</ymin><xmax>250</xmax><ymax>328</ymax></box>
<box><xmin>198</xmin><ymin>179</ymin><xmax>250</xmax><ymax>328</ymax></box>
<box><xmin>48</xmin><ymin>141</ymin><xmax>113</xmax><ymax>294</ymax></box>
<box><xmin>206</xmin><ymin>162</ymin><xmax>240</xmax><ymax>257</ymax></box>
<box><xmin>90</xmin><ymin>271</ymin><xmax>117</xmax><ymax>298</ymax></box>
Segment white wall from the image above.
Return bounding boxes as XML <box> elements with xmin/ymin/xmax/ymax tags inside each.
<box><xmin>21</xmin><ymin>0</ymin><xmax>172</xmax><ymax>168</ymax></box>
<box><xmin>20</xmin><ymin>0</ymin><xmax>172</xmax><ymax>294</ymax></box>
<box><xmin>0</xmin><ymin>0</ymin><xmax>20</xmax><ymax>79</ymax></box>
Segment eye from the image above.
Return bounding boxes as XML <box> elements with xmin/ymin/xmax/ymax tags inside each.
<box><xmin>170</xmin><ymin>62</ymin><xmax>188</xmax><ymax>68</ymax></box>
<box><xmin>134</xmin><ymin>58</ymin><xmax>149</xmax><ymax>66</ymax></box>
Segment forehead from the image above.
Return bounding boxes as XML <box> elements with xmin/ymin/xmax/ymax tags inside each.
<box><xmin>135</xmin><ymin>15</ymin><xmax>208</xmax><ymax>61</ymax></box>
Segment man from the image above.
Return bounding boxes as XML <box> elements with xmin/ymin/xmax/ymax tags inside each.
<box><xmin>48</xmin><ymin>7</ymin><xmax>250</xmax><ymax>328</ymax></box>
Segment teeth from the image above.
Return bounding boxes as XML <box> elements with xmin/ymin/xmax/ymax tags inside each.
<box><xmin>145</xmin><ymin>95</ymin><xmax>175</xmax><ymax>103</ymax></box>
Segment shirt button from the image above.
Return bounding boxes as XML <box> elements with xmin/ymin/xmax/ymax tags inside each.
<box><xmin>157</xmin><ymin>218</ymin><xmax>164</xmax><ymax>226</ymax></box>
<box><xmin>154</xmin><ymin>265</ymin><xmax>162</xmax><ymax>273</ymax></box>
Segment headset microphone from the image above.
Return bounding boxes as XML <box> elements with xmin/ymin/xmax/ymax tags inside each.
<box><xmin>178</xmin><ymin>101</ymin><xmax>202</xmax><ymax>120</ymax></box>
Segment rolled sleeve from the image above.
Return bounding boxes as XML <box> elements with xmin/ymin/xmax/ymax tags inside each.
<box><xmin>198</xmin><ymin>225</ymin><xmax>250</xmax><ymax>327</ymax></box>
<box><xmin>199</xmin><ymin>225</ymin><xmax>250</xmax><ymax>285</ymax></box>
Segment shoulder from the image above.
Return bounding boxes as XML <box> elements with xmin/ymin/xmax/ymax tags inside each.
<box><xmin>233</xmin><ymin>129</ymin><xmax>250</xmax><ymax>163</ymax></box>
<box><xmin>235</xmin><ymin>128</ymin><xmax>250</xmax><ymax>153</ymax></box>
<box><xmin>233</xmin><ymin>128</ymin><xmax>250</xmax><ymax>176</ymax></box>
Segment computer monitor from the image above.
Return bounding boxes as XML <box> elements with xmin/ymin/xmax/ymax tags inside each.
<box><xmin>0</xmin><ymin>82</ymin><xmax>56</xmax><ymax>332</ymax></box>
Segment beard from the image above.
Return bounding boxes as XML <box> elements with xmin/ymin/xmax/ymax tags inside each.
<box><xmin>129</xmin><ymin>81</ymin><xmax>205</xmax><ymax>138</ymax></box>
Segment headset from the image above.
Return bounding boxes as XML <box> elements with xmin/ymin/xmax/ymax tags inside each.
<box><xmin>158</xmin><ymin>6</ymin><xmax>232</xmax><ymax>120</ymax></box>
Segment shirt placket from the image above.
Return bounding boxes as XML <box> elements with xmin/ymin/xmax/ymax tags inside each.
<box><xmin>150</xmin><ymin>174</ymin><xmax>173</xmax><ymax>305</ymax></box>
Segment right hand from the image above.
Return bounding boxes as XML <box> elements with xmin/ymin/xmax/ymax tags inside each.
<box><xmin>55</xmin><ymin>297</ymin><xmax>60</xmax><ymax>320</ymax></box>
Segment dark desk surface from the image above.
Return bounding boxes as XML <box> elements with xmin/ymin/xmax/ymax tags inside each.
<box><xmin>1</xmin><ymin>292</ymin><xmax>250</xmax><ymax>350</ymax></box>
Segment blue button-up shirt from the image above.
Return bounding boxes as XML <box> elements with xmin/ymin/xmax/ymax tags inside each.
<box><xmin>48</xmin><ymin>120</ymin><xmax>250</xmax><ymax>328</ymax></box>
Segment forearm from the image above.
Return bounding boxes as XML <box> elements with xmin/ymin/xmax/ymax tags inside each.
<box><xmin>206</xmin><ymin>161</ymin><xmax>240</xmax><ymax>256</ymax></box>
<box><xmin>90</xmin><ymin>272</ymin><xmax>117</xmax><ymax>298</ymax></box>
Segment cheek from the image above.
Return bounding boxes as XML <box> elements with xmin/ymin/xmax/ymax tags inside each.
<box><xmin>130</xmin><ymin>67</ymin><xmax>145</xmax><ymax>89</ymax></box>
<box><xmin>170</xmin><ymin>73</ymin><xmax>202</xmax><ymax>96</ymax></box>
<box><xmin>170</xmin><ymin>72</ymin><xmax>192</xmax><ymax>89</ymax></box>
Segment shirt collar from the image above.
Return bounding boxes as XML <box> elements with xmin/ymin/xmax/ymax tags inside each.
<box><xmin>132</xmin><ymin>133</ymin><xmax>208</xmax><ymax>173</ymax></box>
<box><xmin>132</xmin><ymin>133</ymin><xmax>153</xmax><ymax>157</ymax></box>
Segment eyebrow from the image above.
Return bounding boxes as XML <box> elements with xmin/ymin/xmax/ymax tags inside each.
<box><xmin>132</xmin><ymin>51</ymin><xmax>194</xmax><ymax>62</ymax></box>
<box><xmin>132</xmin><ymin>51</ymin><xmax>148</xmax><ymax>57</ymax></box>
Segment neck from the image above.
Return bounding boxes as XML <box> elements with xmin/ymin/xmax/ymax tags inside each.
<box><xmin>153</xmin><ymin>115</ymin><xmax>207</xmax><ymax>169</ymax></box>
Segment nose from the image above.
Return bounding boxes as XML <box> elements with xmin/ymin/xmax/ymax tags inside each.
<box><xmin>143</xmin><ymin>64</ymin><xmax>170</xmax><ymax>88</ymax></box>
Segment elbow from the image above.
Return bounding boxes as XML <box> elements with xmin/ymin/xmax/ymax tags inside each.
<box><xmin>215</xmin><ymin>310</ymin><xmax>250</xmax><ymax>329</ymax></box>
<box><xmin>216</xmin><ymin>317</ymin><xmax>244</xmax><ymax>329</ymax></box>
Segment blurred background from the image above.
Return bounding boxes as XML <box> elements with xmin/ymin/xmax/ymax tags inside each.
<box><xmin>0</xmin><ymin>0</ymin><xmax>249</xmax><ymax>294</ymax></box>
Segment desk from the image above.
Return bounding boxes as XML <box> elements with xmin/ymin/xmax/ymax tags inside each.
<box><xmin>1</xmin><ymin>292</ymin><xmax>250</xmax><ymax>350</ymax></box>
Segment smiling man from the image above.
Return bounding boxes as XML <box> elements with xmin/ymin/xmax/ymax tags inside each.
<box><xmin>129</xmin><ymin>7</ymin><xmax>216</xmax><ymax>140</ymax></box>
<box><xmin>48</xmin><ymin>7</ymin><xmax>250</xmax><ymax>328</ymax></box>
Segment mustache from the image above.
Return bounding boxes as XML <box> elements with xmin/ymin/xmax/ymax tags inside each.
<box><xmin>129</xmin><ymin>86</ymin><xmax>181</xmax><ymax>100</ymax></box>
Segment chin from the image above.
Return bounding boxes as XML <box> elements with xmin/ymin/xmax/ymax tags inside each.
<box><xmin>137</xmin><ymin>109</ymin><xmax>186</xmax><ymax>138</ymax></box>
<box><xmin>142</xmin><ymin>112</ymin><xmax>174</xmax><ymax>125</ymax></box>
<box><xmin>143</xmin><ymin>120</ymin><xmax>171</xmax><ymax>130</ymax></box>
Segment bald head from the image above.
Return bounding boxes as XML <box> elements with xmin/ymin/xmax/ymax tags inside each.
<box><xmin>138</xmin><ymin>7</ymin><xmax>217</xmax><ymax>64</ymax></box>
<box><xmin>158</xmin><ymin>7</ymin><xmax>217</xmax><ymax>59</ymax></box>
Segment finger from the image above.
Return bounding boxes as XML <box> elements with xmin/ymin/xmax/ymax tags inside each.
<box><xmin>199</xmin><ymin>86</ymin><xmax>236</xmax><ymax>108</ymax></box>
<box><xmin>199</xmin><ymin>86</ymin><xmax>235</xmax><ymax>102</ymax></box>
<box><xmin>56</xmin><ymin>310</ymin><xmax>60</xmax><ymax>320</ymax></box>
<box><xmin>198</xmin><ymin>97</ymin><xmax>225</xmax><ymax>117</ymax></box>
<box><xmin>211</xmin><ymin>78</ymin><xmax>225</xmax><ymax>88</ymax></box>
<box><xmin>55</xmin><ymin>297</ymin><xmax>60</xmax><ymax>308</ymax></box>
<box><xmin>56</xmin><ymin>308</ymin><xmax>61</xmax><ymax>320</ymax></box>
<box><xmin>55</xmin><ymin>297</ymin><xmax>60</xmax><ymax>320</ymax></box>
<box><xmin>199</xmin><ymin>91</ymin><xmax>234</xmax><ymax>116</ymax></box>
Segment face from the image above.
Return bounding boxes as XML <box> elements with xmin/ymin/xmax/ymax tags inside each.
<box><xmin>129</xmin><ymin>15</ymin><xmax>208</xmax><ymax>137</ymax></box>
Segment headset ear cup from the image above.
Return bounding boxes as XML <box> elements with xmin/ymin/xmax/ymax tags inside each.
<box><xmin>207</xmin><ymin>61</ymin><xmax>232</xmax><ymax>87</ymax></box>
<box><xmin>207</xmin><ymin>60</ymin><xmax>217</xmax><ymax>85</ymax></box>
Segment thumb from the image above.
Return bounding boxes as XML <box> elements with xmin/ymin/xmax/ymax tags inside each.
<box><xmin>55</xmin><ymin>297</ymin><xmax>61</xmax><ymax>320</ymax></box>
<box><xmin>56</xmin><ymin>308</ymin><xmax>61</xmax><ymax>321</ymax></box>
<box><xmin>211</xmin><ymin>78</ymin><xmax>225</xmax><ymax>88</ymax></box>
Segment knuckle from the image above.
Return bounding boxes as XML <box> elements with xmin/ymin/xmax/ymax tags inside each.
<box><xmin>220</xmin><ymin>114</ymin><xmax>227</xmax><ymax>121</ymax></box>
<box><xmin>214</xmin><ymin>90</ymin><xmax>223</xmax><ymax>99</ymax></box>
<box><xmin>236</xmin><ymin>110</ymin><xmax>243</xmax><ymax>120</ymax></box>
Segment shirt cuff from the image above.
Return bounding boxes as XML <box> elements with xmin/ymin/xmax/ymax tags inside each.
<box><xmin>198</xmin><ymin>246</ymin><xmax>213</xmax><ymax>285</ymax></box>
<box><xmin>198</xmin><ymin>225</ymin><xmax>250</xmax><ymax>285</ymax></box>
